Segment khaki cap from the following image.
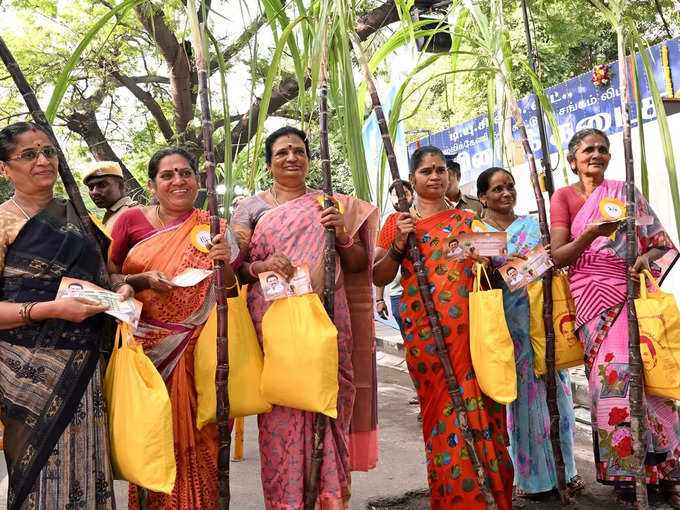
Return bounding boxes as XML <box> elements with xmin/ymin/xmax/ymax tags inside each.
<box><xmin>82</xmin><ymin>161</ymin><xmax>123</xmax><ymax>184</ymax></box>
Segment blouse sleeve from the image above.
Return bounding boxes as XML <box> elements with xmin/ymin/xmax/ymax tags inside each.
<box><xmin>231</xmin><ymin>198</ymin><xmax>255</xmax><ymax>229</ymax></box>
<box><xmin>109</xmin><ymin>210</ymin><xmax>134</xmax><ymax>268</ymax></box>
<box><xmin>549</xmin><ymin>187</ymin><xmax>571</xmax><ymax>229</ymax></box>
<box><xmin>377</xmin><ymin>213</ymin><xmax>399</xmax><ymax>250</ymax></box>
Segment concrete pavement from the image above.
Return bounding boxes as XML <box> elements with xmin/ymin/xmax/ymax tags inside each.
<box><xmin>1</xmin><ymin>322</ymin><xmax>677</xmax><ymax>509</ymax></box>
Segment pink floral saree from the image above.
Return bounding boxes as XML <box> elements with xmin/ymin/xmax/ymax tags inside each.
<box><xmin>568</xmin><ymin>179</ymin><xmax>679</xmax><ymax>486</ymax></box>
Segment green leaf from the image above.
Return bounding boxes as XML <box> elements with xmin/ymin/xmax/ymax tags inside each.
<box><xmin>46</xmin><ymin>0</ymin><xmax>145</xmax><ymax>123</ymax></box>
<box><xmin>248</xmin><ymin>15</ymin><xmax>307</xmax><ymax>189</ymax></box>
<box><xmin>631</xmin><ymin>29</ymin><xmax>680</xmax><ymax>240</ymax></box>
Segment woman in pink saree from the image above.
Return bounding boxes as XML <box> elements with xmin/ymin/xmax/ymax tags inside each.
<box><xmin>551</xmin><ymin>128</ymin><xmax>679</xmax><ymax>507</ymax></box>
<box><xmin>231</xmin><ymin>126</ymin><xmax>378</xmax><ymax>509</ymax></box>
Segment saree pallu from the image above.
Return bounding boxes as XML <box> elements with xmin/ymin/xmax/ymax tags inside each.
<box><xmin>487</xmin><ymin>216</ymin><xmax>577</xmax><ymax>493</ymax></box>
<box><xmin>0</xmin><ymin>199</ymin><xmax>115</xmax><ymax>510</ymax></box>
<box><xmin>568</xmin><ymin>179</ymin><xmax>680</xmax><ymax>485</ymax></box>
<box><xmin>120</xmin><ymin>209</ymin><xmax>235</xmax><ymax>510</ymax></box>
<box><xmin>246</xmin><ymin>192</ymin><xmax>378</xmax><ymax>510</ymax></box>
<box><xmin>379</xmin><ymin>210</ymin><xmax>514</xmax><ymax>510</ymax></box>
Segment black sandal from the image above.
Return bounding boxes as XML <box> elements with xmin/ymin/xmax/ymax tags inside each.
<box><xmin>613</xmin><ymin>486</ymin><xmax>637</xmax><ymax>508</ymax></box>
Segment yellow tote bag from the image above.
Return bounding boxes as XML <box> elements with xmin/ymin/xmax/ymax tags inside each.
<box><xmin>104</xmin><ymin>322</ymin><xmax>176</xmax><ymax>493</ymax></box>
<box><xmin>528</xmin><ymin>272</ymin><xmax>584</xmax><ymax>378</ymax></box>
<box><xmin>635</xmin><ymin>270</ymin><xmax>680</xmax><ymax>399</ymax></box>
<box><xmin>194</xmin><ymin>284</ymin><xmax>272</xmax><ymax>428</ymax></box>
<box><xmin>469</xmin><ymin>264</ymin><xmax>517</xmax><ymax>404</ymax></box>
<box><xmin>260</xmin><ymin>293</ymin><xmax>339</xmax><ymax>418</ymax></box>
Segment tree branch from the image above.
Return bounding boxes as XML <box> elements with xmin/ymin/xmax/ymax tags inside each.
<box><xmin>134</xmin><ymin>2</ymin><xmax>194</xmax><ymax>143</ymax></box>
<box><xmin>208</xmin><ymin>12</ymin><xmax>268</xmax><ymax>75</ymax></box>
<box><xmin>111</xmin><ymin>70</ymin><xmax>174</xmax><ymax>142</ymax></box>
<box><xmin>63</xmin><ymin>108</ymin><xmax>146</xmax><ymax>200</ymax></box>
<box><xmin>215</xmin><ymin>1</ymin><xmax>400</xmax><ymax>161</ymax></box>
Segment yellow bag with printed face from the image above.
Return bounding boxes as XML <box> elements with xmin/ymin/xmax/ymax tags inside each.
<box><xmin>104</xmin><ymin>322</ymin><xmax>176</xmax><ymax>493</ymax></box>
<box><xmin>260</xmin><ymin>293</ymin><xmax>339</xmax><ymax>417</ymax></box>
<box><xmin>469</xmin><ymin>264</ymin><xmax>517</xmax><ymax>404</ymax></box>
<box><xmin>194</xmin><ymin>285</ymin><xmax>272</xmax><ymax>429</ymax></box>
<box><xmin>635</xmin><ymin>270</ymin><xmax>680</xmax><ymax>400</ymax></box>
<box><xmin>528</xmin><ymin>271</ymin><xmax>584</xmax><ymax>378</ymax></box>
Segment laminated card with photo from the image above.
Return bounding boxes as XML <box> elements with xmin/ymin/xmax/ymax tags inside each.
<box><xmin>498</xmin><ymin>244</ymin><xmax>554</xmax><ymax>292</ymax></box>
<box><xmin>57</xmin><ymin>276</ymin><xmax>143</xmax><ymax>327</ymax></box>
<box><xmin>444</xmin><ymin>232</ymin><xmax>507</xmax><ymax>260</ymax></box>
<box><xmin>259</xmin><ymin>265</ymin><xmax>313</xmax><ymax>301</ymax></box>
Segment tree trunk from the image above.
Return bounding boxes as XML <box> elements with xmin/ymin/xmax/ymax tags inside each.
<box><xmin>305</xmin><ymin>29</ymin><xmax>334</xmax><ymax>510</ymax></box>
<box><xmin>188</xmin><ymin>7</ymin><xmax>231</xmax><ymax>508</ymax></box>
<box><xmin>65</xmin><ymin>109</ymin><xmax>147</xmax><ymax>201</ymax></box>
<box><xmin>0</xmin><ymin>36</ymin><xmax>110</xmax><ymax>280</ymax></box>
<box><xmin>504</xmin><ymin>88</ymin><xmax>569</xmax><ymax>504</ymax></box>
<box><xmin>350</xmin><ymin>32</ymin><xmax>498</xmax><ymax>510</ymax></box>
<box><xmin>616</xmin><ymin>26</ymin><xmax>649</xmax><ymax>509</ymax></box>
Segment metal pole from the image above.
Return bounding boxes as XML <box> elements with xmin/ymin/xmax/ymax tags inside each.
<box><xmin>520</xmin><ymin>0</ymin><xmax>555</xmax><ymax>197</ymax></box>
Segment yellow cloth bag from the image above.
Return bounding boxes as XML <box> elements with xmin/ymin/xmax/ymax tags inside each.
<box><xmin>194</xmin><ymin>285</ymin><xmax>272</xmax><ymax>428</ymax></box>
<box><xmin>528</xmin><ymin>271</ymin><xmax>584</xmax><ymax>378</ymax></box>
<box><xmin>469</xmin><ymin>264</ymin><xmax>517</xmax><ymax>404</ymax></box>
<box><xmin>104</xmin><ymin>322</ymin><xmax>176</xmax><ymax>493</ymax></box>
<box><xmin>260</xmin><ymin>293</ymin><xmax>339</xmax><ymax>418</ymax></box>
<box><xmin>635</xmin><ymin>270</ymin><xmax>680</xmax><ymax>399</ymax></box>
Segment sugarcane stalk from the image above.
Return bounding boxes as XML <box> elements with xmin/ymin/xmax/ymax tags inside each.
<box><xmin>187</xmin><ymin>3</ymin><xmax>231</xmax><ymax>508</ymax></box>
<box><xmin>503</xmin><ymin>84</ymin><xmax>569</xmax><ymax>504</ymax></box>
<box><xmin>305</xmin><ymin>26</ymin><xmax>333</xmax><ymax>510</ymax></box>
<box><xmin>350</xmin><ymin>32</ymin><xmax>498</xmax><ymax>510</ymax></box>
<box><xmin>0</xmin><ymin>36</ymin><xmax>109</xmax><ymax>278</ymax></box>
<box><xmin>616</xmin><ymin>25</ymin><xmax>648</xmax><ymax>509</ymax></box>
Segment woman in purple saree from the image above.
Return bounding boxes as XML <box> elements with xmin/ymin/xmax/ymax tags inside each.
<box><xmin>551</xmin><ymin>128</ymin><xmax>680</xmax><ymax>506</ymax></box>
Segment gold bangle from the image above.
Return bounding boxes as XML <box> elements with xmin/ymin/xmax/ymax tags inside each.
<box><xmin>225</xmin><ymin>281</ymin><xmax>238</xmax><ymax>291</ymax></box>
<box><xmin>19</xmin><ymin>302</ymin><xmax>37</xmax><ymax>325</ymax></box>
<box><xmin>26</xmin><ymin>302</ymin><xmax>38</xmax><ymax>324</ymax></box>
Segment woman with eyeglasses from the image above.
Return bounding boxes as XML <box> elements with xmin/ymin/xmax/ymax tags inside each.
<box><xmin>108</xmin><ymin>146</ymin><xmax>241</xmax><ymax>510</ymax></box>
<box><xmin>0</xmin><ymin>122</ymin><xmax>130</xmax><ymax>510</ymax></box>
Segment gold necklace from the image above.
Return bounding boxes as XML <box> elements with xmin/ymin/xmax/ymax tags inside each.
<box><xmin>270</xmin><ymin>186</ymin><xmax>307</xmax><ymax>207</ymax></box>
<box><xmin>412</xmin><ymin>199</ymin><xmax>451</xmax><ymax>219</ymax></box>
<box><xmin>10</xmin><ymin>196</ymin><xmax>32</xmax><ymax>220</ymax></box>
<box><xmin>485</xmin><ymin>212</ymin><xmax>517</xmax><ymax>231</ymax></box>
<box><xmin>156</xmin><ymin>205</ymin><xmax>166</xmax><ymax>227</ymax></box>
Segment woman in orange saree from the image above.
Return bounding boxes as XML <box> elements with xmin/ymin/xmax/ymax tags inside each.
<box><xmin>109</xmin><ymin>147</ymin><xmax>241</xmax><ymax>510</ymax></box>
<box><xmin>374</xmin><ymin>146</ymin><xmax>514</xmax><ymax>509</ymax></box>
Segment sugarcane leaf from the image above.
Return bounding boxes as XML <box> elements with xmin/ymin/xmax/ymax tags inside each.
<box><xmin>487</xmin><ymin>74</ymin><xmax>496</xmax><ymax>161</ymax></box>
<box><xmin>248</xmin><ymin>15</ymin><xmax>306</xmax><ymax>189</ymax></box>
<box><xmin>631</xmin><ymin>30</ymin><xmax>680</xmax><ymax>239</ymax></box>
<box><xmin>628</xmin><ymin>37</ymin><xmax>649</xmax><ymax>199</ymax></box>
<box><xmin>517</xmin><ymin>60</ymin><xmax>568</xmax><ymax>183</ymax></box>
<box><xmin>46</xmin><ymin>0</ymin><xmax>144</xmax><ymax>123</ymax></box>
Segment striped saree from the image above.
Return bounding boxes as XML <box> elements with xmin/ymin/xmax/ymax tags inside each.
<box><xmin>566</xmin><ymin>179</ymin><xmax>680</xmax><ymax>486</ymax></box>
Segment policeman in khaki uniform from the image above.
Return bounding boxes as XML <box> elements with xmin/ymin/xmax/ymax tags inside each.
<box><xmin>445</xmin><ymin>156</ymin><xmax>484</xmax><ymax>218</ymax></box>
<box><xmin>82</xmin><ymin>161</ymin><xmax>137</xmax><ymax>232</ymax></box>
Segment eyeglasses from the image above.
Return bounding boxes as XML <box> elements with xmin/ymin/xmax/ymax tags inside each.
<box><xmin>8</xmin><ymin>147</ymin><xmax>59</xmax><ymax>162</ymax></box>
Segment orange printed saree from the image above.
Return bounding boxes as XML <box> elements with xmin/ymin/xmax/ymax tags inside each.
<box><xmin>114</xmin><ymin>208</ymin><xmax>239</xmax><ymax>510</ymax></box>
<box><xmin>378</xmin><ymin>209</ymin><xmax>514</xmax><ymax>509</ymax></box>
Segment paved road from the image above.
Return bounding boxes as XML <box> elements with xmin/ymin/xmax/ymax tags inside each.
<box><xmin>1</xmin><ymin>350</ymin><xmax>678</xmax><ymax>509</ymax></box>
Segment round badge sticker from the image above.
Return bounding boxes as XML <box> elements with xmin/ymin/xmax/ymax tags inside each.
<box><xmin>190</xmin><ymin>224</ymin><xmax>212</xmax><ymax>253</ymax></box>
<box><xmin>471</xmin><ymin>220</ymin><xmax>488</xmax><ymax>232</ymax></box>
<box><xmin>599</xmin><ymin>198</ymin><xmax>625</xmax><ymax>220</ymax></box>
